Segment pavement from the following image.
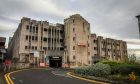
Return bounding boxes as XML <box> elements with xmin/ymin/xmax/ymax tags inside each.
<box><xmin>8</xmin><ymin>68</ymin><xmax>96</xmax><ymax>84</ymax></box>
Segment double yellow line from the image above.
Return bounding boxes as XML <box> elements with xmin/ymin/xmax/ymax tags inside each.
<box><xmin>67</xmin><ymin>72</ymin><xmax>110</xmax><ymax>84</ymax></box>
<box><xmin>4</xmin><ymin>70</ymin><xmax>24</xmax><ymax>84</ymax></box>
<box><xmin>4</xmin><ymin>72</ymin><xmax>14</xmax><ymax>84</ymax></box>
<box><xmin>4</xmin><ymin>68</ymin><xmax>46</xmax><ymax>84</ymax></box>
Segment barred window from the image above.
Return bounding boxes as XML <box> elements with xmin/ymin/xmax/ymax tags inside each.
<box><xmin>26</xmin><ymin>25</ymin><xmax>29</xmax><ymax>30</ymax></box>
<box><xmin>25</xmin><ymin>46</ymin><xmax>28</xmax><ymax>49</ymax></box>
<box><xmin>26</xmin><ymin>35</ymin><xmax>28</xmax><ymax>40</ymax></box>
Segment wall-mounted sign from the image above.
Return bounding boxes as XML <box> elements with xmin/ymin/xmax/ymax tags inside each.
<box><xmin>34</xmin><ymin>51</ymin><xmax>39</xmax><ymax>57</ymax></box>
<box><xmin>52</xmin><ymin>57</ymin><xmax>60</xmax><ymax>59</ymax></box>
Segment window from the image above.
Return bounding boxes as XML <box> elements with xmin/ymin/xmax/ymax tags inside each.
<box><xmin>60</xmin><ymin>47</ymin><xmax>64</xmax><ymax>51</ymax></box>
<box><xmin>36</xmin><ymin>26</ymin><xmax>38</xmax><ymax>33</ymax></box>
<box><xmin>88</xmin><ymin>43</ymin><xmax>89</xmax><ymax>47</ymax></box>
<box><xmin>92</xmin><ymin>56</ymin><xmax>94</xmax><ymax>59</ymax></box>
<box><xmin>30</xmin><ymin>26</ymin><xmax>32</xmax><ymax>32</ymax></box>
<box><xmin>88</xmin><ymin>52</ymin><xmax>90</xmax><ymax>55</ymax></box>
<box><xmin>26</xmin><ymin>25</ymin><xmax>29</xmax><ymax>30</ymax></box>
<box><xmin>73</xmin><ymin>46</ymin><xmax>75</xmax><ymax>50</ymax></box>
<box><xmin>83</xmin><ymin>22</ymin><xmax>85</xmax><ymax>32</ymax></box>
<box><xmin>73</xmin><ymin>37</ymin><xmax>75</xmax><ymax>41</ymax></box>
<box><xmin>73</xmin><ymin>28</ymin><xmax>75</xmax><ymax>32</ymax></box>
<box><xmin>44</xmin><ymin>28</ymin><xmax>47</xmax><ymax>31</ymax></box>
<box><xmin>26</xmin><ymin>35</ymin><xmax>28</xmax><ymax>40</ymax></box>
<box><xmin>32</xmin><ymin>46</ymin><xmax>34</xmax><ymax>50</ymax></box>
<box><xmin>94</xmin><ymin>54</ymin><xmax>97</xmax><ymax>56</ymax></box>
<box><xmin>35</xmin><ymin>46</ymin><xmax>37</xmax><ymax>50</ymax></box>
<box><xmin>88</xmin><ymin>61</ymin><xmax>90</xmax><ymax>64</ymax></box>
<box><xmin>60</xmin><ymin>39</ymin><xmax>63</xmax><ymax>42</ymax></box>
<box><xmin>60</xmin><ymin>30</ymin><xmax>63</xmax><ymax>34</ymax></box>
<box><xmin>73</xmin><ymin>19</ymin><xmax>75</xmax><ymax>24</ymax></box>
<box><xmin>43</xmin><ymin>47</ymin><xmax>46</xmax><ymax>50</ymax></box>
<box><xmin>88</xmin><ymin>35</ymin><xmax>89</xmax><ymax>39</ymax></box>
<box><xmin>25</xmin><ymin>46</ymin><xmax>28</xmax><ymax>49</ymax></box>
<box><xmin>32</xmin><ymin>36</ymin><xmax>34</xmax><ymax>40</ymax></box>
<box><xmin>29</xmin><ymin>36</ymin><xmax>31</xmax><ymax>42</ymax></box>
<box><xmin>108</xmin><ymin>49</ymin><xmax>110</xmax><ymax>51</ymax></box>
<box><xmin>43</xmin><ymin>38</ymin><xmax>47</xmax><ymax>42</ymax></box>
<box><xmin>94</xmin><ymin>47</ymin><xmax>97</xmax><ymax>50</ymax></box>
<box><xmin>35</xmin><ymin>36</ymin><xmax>38</xmax><ymax>41</ymax></box>
<box><xmin>33</xmin><ymin>26</ymin><xmax>35</xmax><ymax>33</ymax></box>
<box><xmin>73</xmin><ymin>55</ymin><xmax>76</xmax><ymax>60</ymax></box>
<box><xmin>93</xmin><ymin>40</ymin><xmax>96</xmax><ymax>43</ymax></box>
<box><xmin>48</xmin><ymin>47</ymin><xmax>50</xmax><ymax>50</ymax></box>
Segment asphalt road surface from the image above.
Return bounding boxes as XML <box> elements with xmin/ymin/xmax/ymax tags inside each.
<box><xmin>10</xmin><ymin>68</ymin><xmax>95</xmax><ymax>84</ymax></box>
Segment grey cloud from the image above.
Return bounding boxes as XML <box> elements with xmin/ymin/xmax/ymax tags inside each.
<box><xmin>0</xmin><ymin>15</ymin><xmax>19</xmax><ymax>24</ymax></box>
<box><xmin>82</xmin><ymin>0</ymin><xmax>140</xmax><ymax>39</ymax></box>
<box><xmin>0</xmin><ymin>0</ymin><xmax>140</xmax><ymax>48</ymax></box>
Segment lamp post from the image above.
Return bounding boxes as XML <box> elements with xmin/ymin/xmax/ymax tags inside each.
<box><xmin>136</xmin><ymin>15</ymin><xmax>140</xmax><ymax>38</ymax></box>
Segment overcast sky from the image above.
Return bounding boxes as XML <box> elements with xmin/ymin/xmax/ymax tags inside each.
<box><xmin>0</xmin><ymin>0</ymin><xmax>140</xmax><ymax>51</ymax></box>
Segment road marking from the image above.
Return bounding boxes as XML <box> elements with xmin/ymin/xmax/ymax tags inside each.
<box><xmin>4</xmin><ymin>68</ymin><xmax>48</xmax><ymax>84</ymax></box>
<box><xmin>67</xmin><ymin>72</ymin><xmax>110</xmax><ymax>84</ymax></box>
<box><xmin>51</xmin><ymin>71</ymin><xmax>72</xmax><ymax>78</ymax></box>
<box><xmin>7</xmin><ymin>73</ymin><xmax>14</xmax><ymax>84</ymax></box>
<box><xmin>19</xmin><ymin>80</ymin><xmax>23</xmax><ymax>83</ymax></box>
<box><xmin>4</xmin><ymin>74</ymin><xmax>10</xmax><ymax>84</ymax></box>
<box><xmin>12</xmin><ymin>77</ymin><xmax>16</xmax><ymax>80</ymax></box>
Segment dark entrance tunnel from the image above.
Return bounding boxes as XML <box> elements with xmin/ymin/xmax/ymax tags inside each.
<box><xmin>49</xmin><ymin>56</ymin><xmax>62</xmax><ymax>68</ymax></box>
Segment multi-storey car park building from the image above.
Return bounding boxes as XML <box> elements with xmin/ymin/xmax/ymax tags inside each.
<box><xmin>91</xmin><ymin>34</ymin><xmax>128</xmax><ymax>63</ymax></box>
<box><xmin>8</xmin><ymin>14</ymin><xmax>128</xmax><ymax>68</ymax></box>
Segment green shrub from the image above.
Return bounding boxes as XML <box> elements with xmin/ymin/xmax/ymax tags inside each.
<box><xmin>111</xmin><ymin>64</ymin><xmax>140</xmax><ymax>75</ymax></box>
<box><xmin>100</xmin><ymin>61</ymin><xmax>122</xmax><ymax>66</ymax></box>
<box><xmin>74</xmin><ymin>67</ymin><xmax>89</xmax><ymax>75</ymax></box>
<box><xmin>74</xmin><ymin>63</ymin><xmax>111</xmax><ymax>77</ymax></box>
<box><xmin>101</xmin><ymin>61</ymin><xmax>140</xmax><ymax>75</ymax></box>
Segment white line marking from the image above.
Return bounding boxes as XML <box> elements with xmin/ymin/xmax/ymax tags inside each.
<box><xmin>51</xmin><ymin>71</ymin><xmax>72</xmax><ymax>78</ymax></box>
<box><xmin>19</xmin><ymin>80</ymin><xmax>23</xmax><ymax>83</ymax></box>
<box><xmin>12</xmin><ymin>77</ymin><xmax>16</xmax><ymax>80</ymax></box>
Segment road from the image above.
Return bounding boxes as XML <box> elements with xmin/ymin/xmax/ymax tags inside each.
<box><xmin>10</xmin><ymin>68</ymin><xmax>95</xmax><ymax>84</ymax></box>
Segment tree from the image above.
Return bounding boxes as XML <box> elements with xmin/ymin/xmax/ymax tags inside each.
<box><xmin>129</xmin><ymin>53</ymin><xmax>136</xmax><ymax>63</ymax></box>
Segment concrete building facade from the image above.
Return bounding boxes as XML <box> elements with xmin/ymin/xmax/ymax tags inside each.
<box><xmin>8</xmin><ymin>17</ymin><xmax>64</xmax><ymax>68</ymax></box>
<box><xmin>91</xmin><ymin>34</ymin><xmax>128</xmax><ymax>64</ymax></box>
<box><xmin>8</xmin><ymin>14</ymin><xmax>128</xmax><ymax>68</ymax></box>
<box><xmin>0</xmin><ymin>37</ymin><xmax>6</xmax><ymax>64</ymax></box>
<box><xmin>64</xmin><ymin>14</ymin><xmax>91</xmax><ymax>67</ymax></box>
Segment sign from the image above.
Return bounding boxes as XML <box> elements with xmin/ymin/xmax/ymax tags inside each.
<box><xmin>40</xmin><ymin>63</ymin><xmax>45</xmax><ymax>67</ymax></box>
<box><xmin>52</xmin><ymin>57</ymin><xmax>60</xmax><ymax>59</ymax></box>
<box><xmin>4</xmin><ymin>59</ymin><xmax>12</xmax><ymax>66</ymax></box>
<box><xmin>34</xmin><ymin>51</ymin><xmax>39</xmax><ymax>57</ymax></box>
